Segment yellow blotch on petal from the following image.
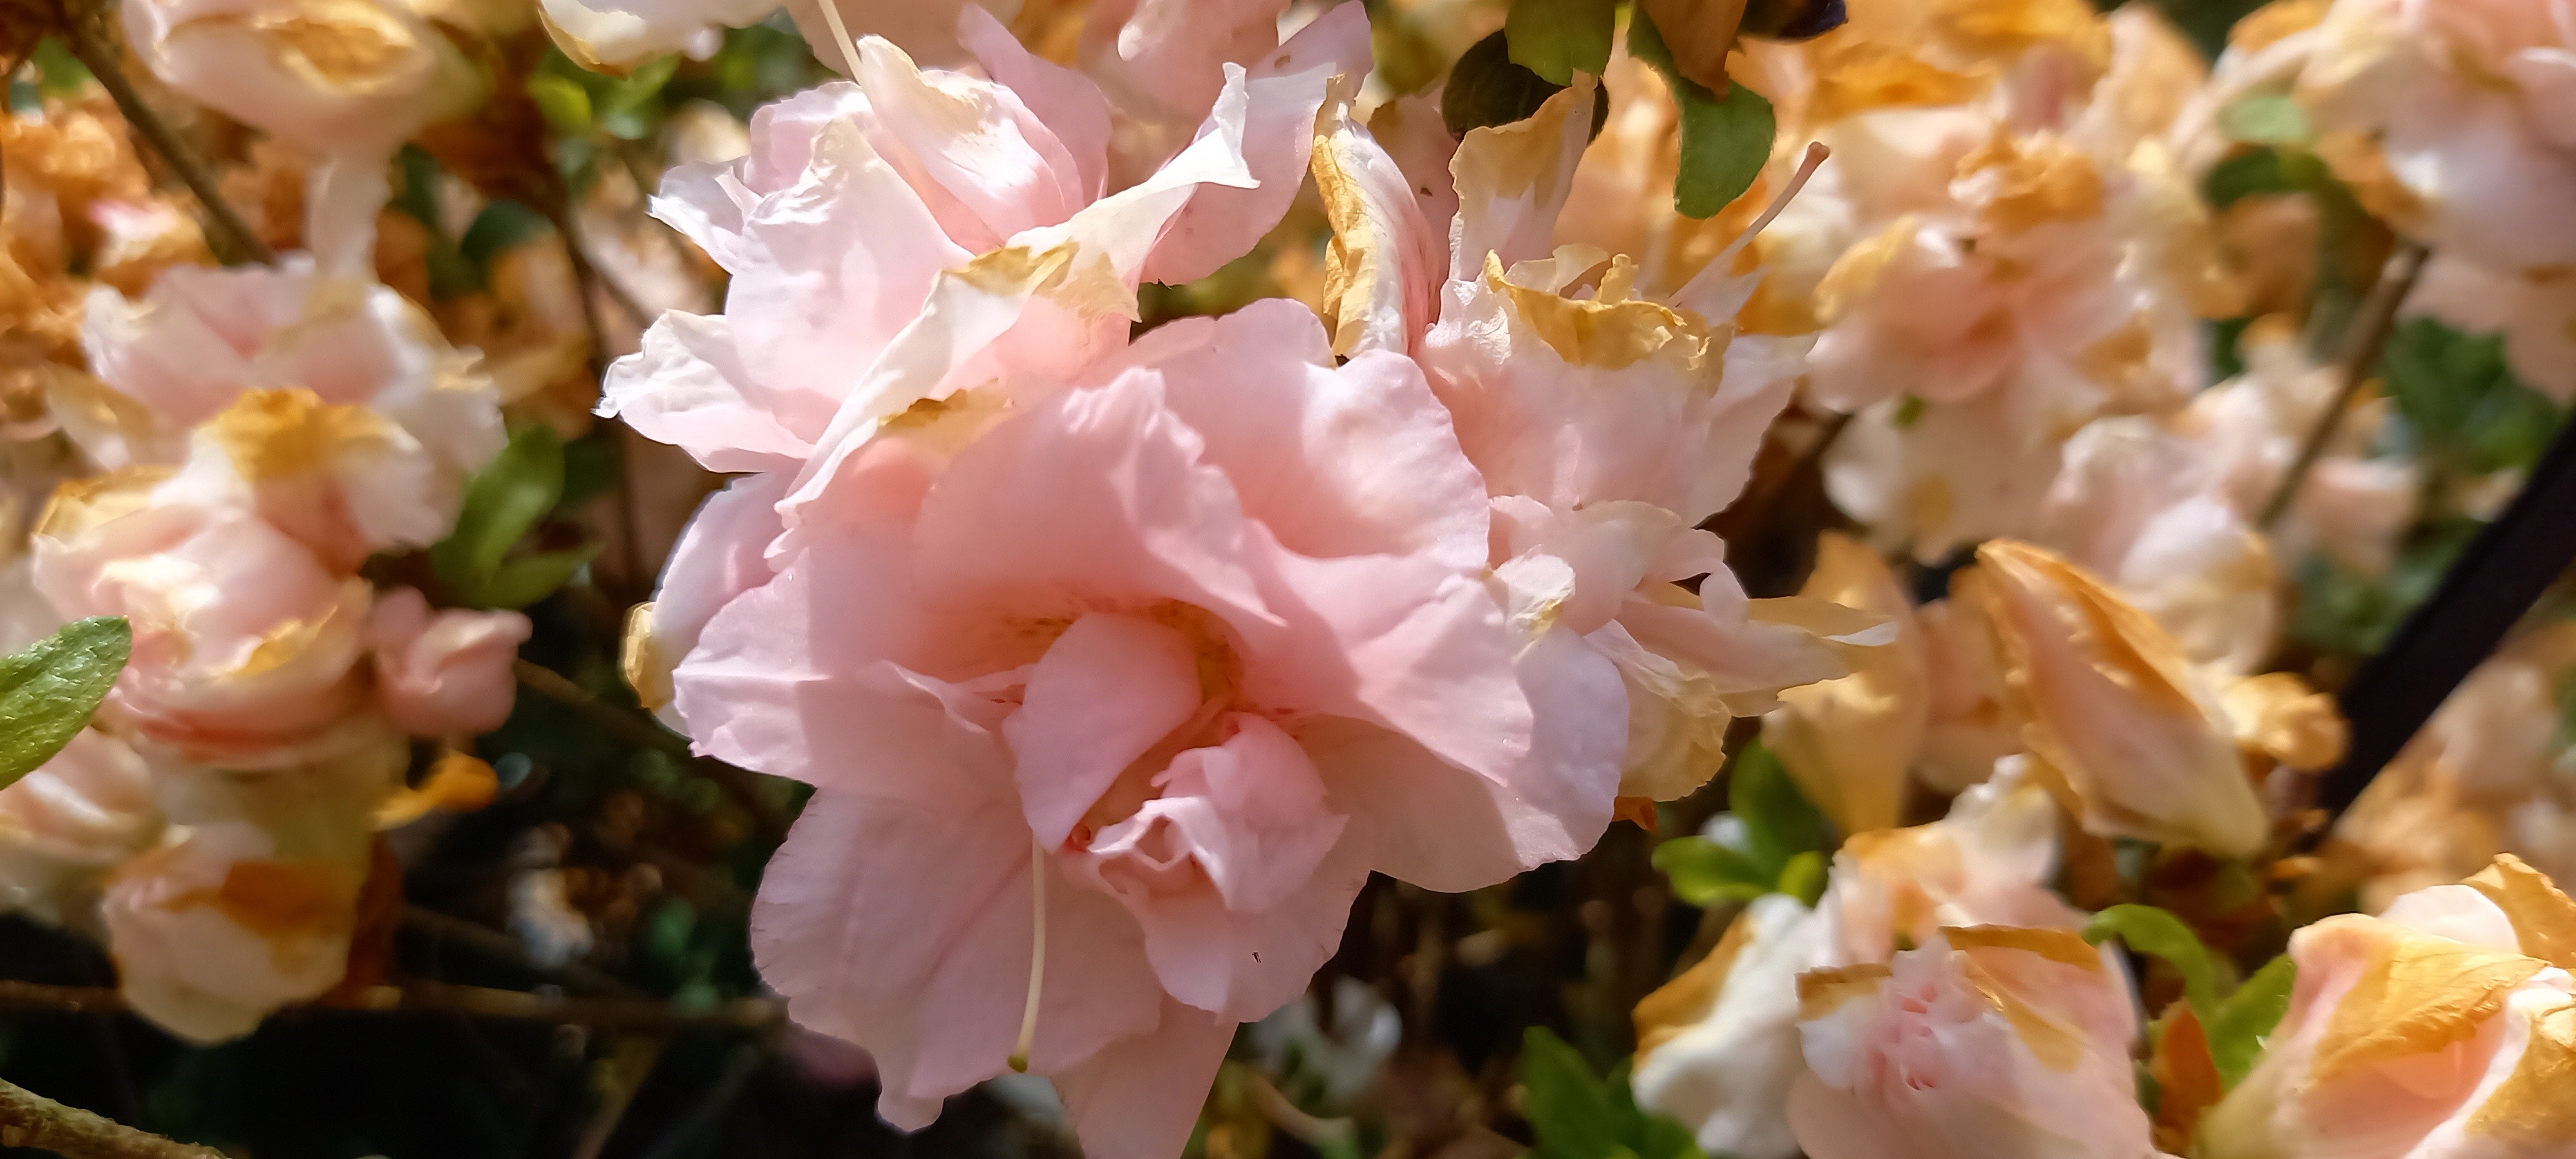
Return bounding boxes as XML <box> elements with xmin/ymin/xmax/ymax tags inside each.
<box><xmin>2467</xmin><ymin>1000</ymin><xmax>2576</xmax><ymax>1147</ymax></box>
<box><xmin>2229</xmin><ymin>0</ymin><xmax>2330</xmax><ymax>54</ymax></box>
<box><xmin>1959</xmin><ymin>953</ymin><xmax>2089</xmax><ymax>1070</ymax></box>
<box><xmin>1943</xmin><ymin>924</ymin><xmax>2105</xmax><ymax>971</ymax></box>
<box><xmin>1958</xmin><ymin>134</ymin><xmax>2106</xmax><ymax>234</ymax></box>
<box><xmin>1452</xmin><ymin>79</ymin><xmax>1594</xmax><ymax>207</ymax></box>
<box><xmin>952</xmin><ymin>238</ymin><xmax>1134</xmax><ymax>321</ymax></box>
<box><xmin>1765</xmin><ymin>532</ymin><xmax>1926</xmax><ymax>836</ymax></box>
<box><xmin>36</xmin><ymin>466</ymin><xmax>176</xmax><ymax>541</ymax></box>
<box><xmin>207</xmin><ymin>387</ymin><xmax>400</xmax><ymax>483</ymax></box>
<box><xmin>1635</xmin><ymin>903</ymin><xmax>1764</xmax><ymax>1062</ymax></box>
<box><xmin>1806</xmin><ymin>41</ymin><xmax>1988</xmax><ymax>122</ymax></box>
<box><xmin>2465</xmin><ymin>855</ymin><xmax>2576</xmax><ymax>971</ymax></box>
<box><xmin>1795</xmin><ymin>963</ymin><xmax>1893</xmax><ymax>1018</ymax></box>
<box><xmin>2310</xmin><ymin>926</ymin><xmax>2548</xmax><ymax>1082</ymax></box>
<box><xmin>1490</xmin><ymin>252</ymin><xmax>1720</xmax><ymax>372</ymax></box>
<box><xmin>1929</xmin><ymin>0</ymin><xmax>2110</xmax><ymax>73</ymax></box>
<box><xmin>2224</xmin><ymin>672</ymin><xmax>2349</xmax><ymax>772</ymax></box>
<box><xmin>1813</xmin><ymin>216</ymin><xmax>1919</xmax><ymax>326</ymax></box>
<box><xmin>620</xmin><ymin>602</ymin><xmax>673</xmax><ymax>713</ymax></box>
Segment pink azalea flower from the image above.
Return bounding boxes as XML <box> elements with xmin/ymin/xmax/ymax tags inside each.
<box><xmin>598</xmin><ymin>6</ymin><xmax>1367</xmax><ymax>478</ymax></box>
<box><xmin>640</xmin><ymin>300</ymin><xmax>1624</xmax><ymax>1157</ymax></box>
<box><xmin>368</xmin><ymin>586</ymin><xmax>535</xmax><ymax>737</ymax></box>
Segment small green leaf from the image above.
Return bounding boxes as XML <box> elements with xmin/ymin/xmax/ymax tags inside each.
<box><xmin>433</xmin><ymin>424</ymin><xmax>569</xmax><ymax>598</ymax></box>
<box><xmin>2382</xmin><ymin>317</ymin><xmax>2566</xmax><ymax>475</ymax></box>
<box><xmin>0</xmin><ymin>618</ymin><xmax>131</xmax><ymax>789</ymax></box>
<box><xmin>1522</xmin><ymin>1028</ymin><xmax>1628</xmax><ymax>1159</ymax></box>
<box><xmin>1775</xmin><ymin>849</ymin><xmax>1828</xmax><ymax>906</ymax></box>
<box><xmin>528</xmin><ymin>73</ymin><xmax>595</xmax><ymax>137</ymax></box>
<box><xmin>1629</xmin><ymin>9</ymin><xmax>1777</xmax><ymax>218</ymax></box>
<box><xmin>473</xmin><ymin>545</ymin><xmax>602</xmax><ymax>610</ymax></box>
<box><xmin>2085</xmin><ymin>904</ymin><xmax>2222</xmax><ymax>1017</ymax></box>
<box><xmin>1653</xmin><ymin>836</ymin><xmax>1772</xmax><ymax>907</ymax></box>
<box><xmin>1444</xmin><ymin>30</ymin><xmax>1605</xmax><ymax>138</ymax></box>
<box><xmin>2217</xmin><ymin>93</ymin><xmax>2313</xmax><ymax>147</ymax></box>
<box><xmin>2205</xmin><ymin>954</ymin><xmax>2295</xmax><ymax>1089</ymax></box>
<box><xmin>1506</xmin><ymin>0</ymin><xmax>1618</xmax><ymax>86</ymax></box>
<box><xmin>1891</xmin><ymin>394</ymin><xmax>1927</xmax><ymax>428</ymax></box>
<box><xmin>1728</xmin><ymin>740</ymin><xmax>1832</xmax><ymax>876</ymax></box>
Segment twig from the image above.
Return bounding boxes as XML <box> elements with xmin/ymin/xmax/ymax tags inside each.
<box><xmin>2257</xmin><ymin>241</ymin><xmax>2430</xmax><ymax>529</ymax></box>
<box><xmin>0</xmin><ymin>1078</ymin><xmax>225</xmax><ymax>1159</ymax></box>
<box><xmin>1243</xmin><ymin>1069</ymin><xmax>1357</xmax><ymax>1150</ymax></box>
<box><xmin>0</xmin><ymin>977</ymin><xmax>783</xmax><ymax>1030</ymax></box>
<box><xmin>402</xmin><ymin>906</ymin><xmax>645</xmax><ymax>996</ymax></box>
<box><xmin>58</xmin><ymin>0</ymin><xmax>272</xmax><ymax>265</ymax></box>
<box><xmin>512</xmin><ymin>659</ymin><xmax>790</xmax><ymax>840</ymax></box>
<box><xmin>571</xmin><ymin>1034</ymin><xmax>666</xmax><ymax>1159</ymax></box>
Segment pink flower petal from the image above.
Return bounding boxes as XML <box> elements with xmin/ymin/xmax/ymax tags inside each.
<box><xmin>1007</xmin><ymin>613</ymin><xmax>1205</xmax><ymax>848</ymax></box>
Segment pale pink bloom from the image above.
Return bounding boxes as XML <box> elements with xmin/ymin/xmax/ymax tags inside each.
<box><xmin>1633</xmin><ymin>894</ymin><xmax>1829</xmax><ymax>1159</ymax></box>
<box><xmin>654</xmin><ymin>300</ymin><xmax>1622</xmax><ymax>1156</ymax></box>
<box><xmin>33</xmin><ymin>486</ymin><xmax>379</xmax><ymax>769</ymax></box>
<box><xmin>1813</xmin><ymin>759</ymin><xmax>2086</xmax><ymax>967</ymax></box>
<box><xmin>2297</xmin><ymin>0</ymin><xmax>2576</xmax><ymax>272</ymax></box>
<box><xmin>1976</xmin><ymin>540</ymin><xmax>2269</xmax><ymax>858</ymax></box>
<box><xmin>81</xmin><ymin>261</ymin><xmax>506</xmax><ymax>567</ymax></box>
<box><xmin>368</xmin><ymin>586</ymin><xmax>531</xmax><ymax>737</ymax></box>
<box><xmin>120</xmin><ymin>0</ymin><xmax>483</xmax><ymax>270</ymax></box>
<box><xmin>1365</xmin><ymin>83</ymin><xmax>1873</xmax><ymax>801</ymax></box>
<box><xmin>599</xmin><ymin>8</ymin><xmax>1365</xmax><ymax>480</ymax></box>
<box><xmin>0</xmin><ymin>729</ymin><xmax>161</xmax><ymax>925</ymax></box>
<box><xmin>1789</xmin><ymin>926</ymin><xmax>2151</xmax><ymax>1159</ymax></box>
<box><xmin>103</xmin><ymin>821</ymin><xmax>361</xmax><ymax>1042</ymax></box>
<box><xmin>2201</xmin><ymin>856</ymin><xmax>2576</xmax><ymax>1159</ymax></box>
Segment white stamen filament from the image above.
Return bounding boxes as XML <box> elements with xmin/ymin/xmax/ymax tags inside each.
<box><xmin>1719</xmin><ymin>142</ymin><xmax>1833</xmax><ymax>265</ymax></box>
<box><xmin>1007</xmin><ymin>832</ymin><xmax>1046</xmax><ymax>1073</ymax></box>
<box><xmin>815</xmin><ymin>0</ymin><xmax>866</xmax><ymax>80</ymax></box>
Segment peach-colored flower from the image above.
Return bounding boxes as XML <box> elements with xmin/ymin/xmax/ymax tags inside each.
<box><xmin>1633</xmin><ymin>894</ymin><xmax>1830</xmax><ymax>1159</ymax></box>
<box><xmin>33</xmin><ymin>481</ymin><xmax>379</xmax><ymax>768</ymax></box>
<box><xmin>1814</xmin><ymin>758</ymin><xmax>2087</xmax><ymax>966</ymax></box>
<box><xmin>368</xmin><ymin>585</ymin><xmax>531</xmax><ymax>737</ymax></box>
<box><xmin>1789</xmin><ymin>925</ymin><xmax>2149</xmax><ymax>1159</ymax></box>
<box><xmin>79</xmin><ymin>261</ymin><xmax>505</xmax><ymax>568</ymax></box>
<box><xmin>2295</xmin><ymin>0</ymin><xmax>2576</xmax><ymax>274</ymax></box>
<box><xmin>650</xmin><ymin>300</ymin><xmax>1622</xmax><ymax>1157</ymax></box>
<box><xmin>121</xmin><ymin>0</ymin><xmax>484</xmax><ymax>270</ymax></box>
<box><xmin>1976</xmin><ymin>540</ymin><xmax>2269</xmax><ymax>857</ymax></box>
<box><xmin>0</xmin><ymin>729</ymin><xmax>160</xmax><ymax>925</ymax></box>
<box><xmin>2202</xmin><ymin>856</ymin><xmax>2576</xmax><ymax>1159</ymax></box>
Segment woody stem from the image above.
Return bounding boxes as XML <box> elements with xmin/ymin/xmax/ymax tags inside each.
<box><xmin>2256</xmin><ymin>240</ymin><xmax>2430</xmax><ymax>531</ymax></box>
<box><xmin>0</xmin><ymin>1077</ymin><xmax>225</xmax><ymax>1158</ymax></box>
<box><xmin>59</xmin><ymin>0</ymin><xmax>273</xmax><ymax>265</ymax></box>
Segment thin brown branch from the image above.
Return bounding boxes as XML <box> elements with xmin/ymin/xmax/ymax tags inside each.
<box><xmin>2259</xmin><ymin>241</ymin><xmax>2432</xmax><ymax>530</ymax></box>
<box><xmin>402</xmin><ymin>906</ymin><xmax>645</xmax><ymax>996</ymax></box>
<box><xmin>571</xmin><ymin>1034</ymin><xmax>666</xmax><ymax>1159</ymax></box>
<box><xmin>0</xmin><ymin>977</ymin><xmax>782</xmax><ymax>1030</ymax></box>
<box><xmin>58</xmin><ymin>0</ymin><xmax>272</xmax><ymax>265</ymax></box>
<box><xmin>0</xmin><ymin>1077</ymin><xmax>225</xmax><ymax>1159</ymax></box>
<box><xmin>511</xmin><ymin>659</ymin><xmax>790</xmax><ymax>840</ymax></box>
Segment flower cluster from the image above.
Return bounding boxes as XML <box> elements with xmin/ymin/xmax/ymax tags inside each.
<box><xmin>600</xmin><ymin>6</ymin><xmax>1880</xmax><ymax>1152</ymax></box>
<box><xmin>3</xmin><ymin>259</ymin><xmax>523</xmax><ymax>1042</ymax></box>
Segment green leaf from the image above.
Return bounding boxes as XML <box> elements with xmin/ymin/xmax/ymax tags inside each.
<box><xmin>2205</xmin><ymin>954</ymin><xmax>2295</xmax><ymax>1089</ymax></box>
<box><xmin>2217</xmin><ymin>93</ymin><xmax>2313</xmax><ymax>147</ymax></box>
<box><xmin>433</xmin><ymin>424</ymin><xmax>569</xmax><ymax>598</ymax></box>
<box><xmin>1444</xmin><ymin>30</ymin><xmax>1593</xmax><ymax>138</ymax></box>
<box><xmin>1891</xmin><ymin>394</ymin><xmax>1927</xmax><ymax>428</ymax></box>
<box><xmin>460</xmin><ymin>200</ymin><xmax>555</xmax><ymax>267</ymax></box>
<box><xmin>1506</xmin><ymin>0</ymin><xmax>1618</xmax><ymax>86</ymax></box>
<box><xmin>1728</xmin><ymin>740</ymin><xmax>1832</xmax><ymax>876</ymax></box>
<box><xmin>1522</xmin><ymin>1028</ymin><xmax>1629</xmax><ymax>1159</ymax></box>
<box><xmin>1776</xmin><ymin>849</ymin><xmax>1828</xmax><ymax>906</ymax></box>
<box><xmin>473</xmin><ymin>545</ymin><xmax>602</xmax><ymax>610</ymax></box>
<box><xmin>1653</xmin><ymin>836</ymin><xmax>1773</xmax><ymax>907</ymax></box>
<box><xmin>528</xmin><ymin>72</ymin><xmax>594</xmax><ymax>137</ymax></box>
<box><xmin>2085</xmin><ymin>904</ymin><xmax>2222</xmax><ymax>1017</ymax></box>
<box><xmin>2382</xmin><ymin>317</ymin><xmax>2565</xmax><ymax>474</ymax></box>
<box><xmin>1520</xmin><ymin>1028</ymin><xmax>1708</xmax><ymax>1159</ymax></box>
<box><xmin>0</xmin><ymin>618</ymin><xmax>131</xmax><ymax>789</ymax></box>
<box><xmin>1629</xmin><ymin>9</ymin><xmax>1777</xmax><ymax>218</ymax></box>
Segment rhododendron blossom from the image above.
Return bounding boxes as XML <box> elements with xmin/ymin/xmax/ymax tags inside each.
<box><xmin>647</xmin><ymin>300</ymin><xmax>1624</xmax><ymax>1157</ymax></box>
